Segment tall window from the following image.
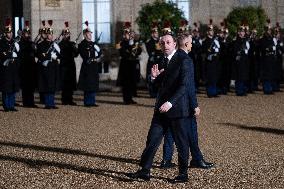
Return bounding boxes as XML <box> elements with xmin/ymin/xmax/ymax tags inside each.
<box><xmin>82</xmin><ymin>0</ymin><xmax>111</xmax><ymax>44</ymax></box>
<box><xmin>167</xmin><ymin>0</ymin><xmax>191</xmax><ymax>21</ymax></box>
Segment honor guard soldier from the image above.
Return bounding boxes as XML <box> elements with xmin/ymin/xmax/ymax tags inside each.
<box><xmin>18</xmin><ymin>21</ymin><xmax>38</xmax><ymax>108</ymax></box>
<box><xmin>36</xmin><ymin>20</ymin><xmax>61</xmax><ymax>109</ymax></box>
<box><xmin>145</xmin><ymin>21</ymin><xmax>163</xmax><ymax>98</ymax></box>
<box><xmin>217</xmin><ymin>20</ymin><xmax>232</xmax><ymax>94</ymax></box>
<box><xmin>202</xmin><ymin>19</ymin><xmax>220</xmax><ymax>97</ymax></box>
<box><xmin>59</xmin><ymin>22</ymin><xmax>79</xmax><ymax>105</ymax></box>
<box><xmin>116</xmin><ymin>22</ymin><xmax>142</xmax><ymax>104</ymax></box>
<box><xmin>248</xmin><ymin>25</ymin><xmax>261</xmax><ymax>92</ymax></box>
<box><xmin>231</xmin><ymin>22</ymin><xmax>250</xmax><ymax>96</ymax></box>
<box><xmin>0</xmin><ymin>18</ymin><xmax>20</xmax><ymax>111</ymax></box>
<box><xmin>259</xmin><ymin>19</ymin><xmax>277</xmax><ymax>94</ymax></box>
<box><xmin>77</xmin><ymin>21</ymin><xmax>102</xmax><ymax>107</ymax></box>
<box><xmin>273</xmin><ymin>22</ymin><xmax>284</xmax><ymax>91</ymax></box>
<box><xmin>35</xmin><ymin>20</ymin><xmax>48</xmax><ymax>104</ymax></box>
<box><xmin>190</xmin><ymin>22</ymin><xmax>203</xmax><ymax>92</ymax></box>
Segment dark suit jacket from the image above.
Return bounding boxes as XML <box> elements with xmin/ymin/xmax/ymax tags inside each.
<box><xmin>153</xmin><ymin>49</ymin><xmax>198</xmax><ymax>118</ymax></box>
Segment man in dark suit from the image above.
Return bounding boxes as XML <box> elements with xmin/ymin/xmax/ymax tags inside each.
<box><xmin>127</xmin><ymin>33</ymin><xmax>197</xmax><ymax>183</ymax></box>
<box><xmin>161</xmin><ymin>31</ymin><xmax>214</xmax><ymax>170</ymax></box>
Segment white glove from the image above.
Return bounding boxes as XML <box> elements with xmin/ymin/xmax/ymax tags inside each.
<box><xmin>246</xmin><ymin>41</ymin><xmax>250</xmax><ymax>50</ymax></box>
<box><xmin>273</xmin><ymin>46</ymin><xmax>276</xmax><ymax>51</ymax></box>
<box><xmin>280</xmin><ymin>42</ymin><xmax>283</xmax><ymax>47</ymax></box>
<box><xmin>14</xmin><ymin>42</ymin><xmax>20</xmax><ymax>52</ymax></box>
<box><xmin>129</xmin><ymin>40</ymin><xmax>134</xmax><ymax>46</ymax></box>
<box><xmin>94</xmin><ymin>44</ymin><xmax>100</xmax><ymax>52</ymax></box>
<box><xmin>12</xmin><ymin>52</ymin><xmax>17</xmax><ymax>58</ymax></box>
<box><xmin>245</xmin><ymin>49</ymin><xmax>248</xmax><ymax>54</ymax></box>
<box><xmin>42</xmin><ymin>60</ymin><xmax>49</xmax><ymax>67</ymax></box>
<box><xmin>273</xmin><ymin>38</ymin><xmax>277</xmax><ymax>46</ymax></box>
<box><xmin>51</xmin><ymin>52</ymin><xmax>57</xmax><ymax>60</ymax></box>
<box><xmin>214</xmin><ymin>39</ymin><xmax>220</xmax><ymax>48</ymax></box>
<box><xmin>213</xmin><ymin>47</ymin><xmax>219</xmax><ymax>53</ymax></box>
<box><xmin>95</xmin><ymin>51</ymin><xmax>98</xmax><ymax>57</ymax></box>
<box><xmin>53</xmin><ymin>43</ymin><xmax>60</xmax><ymax>53</ymax></box>
<box><xmin>199</xmin><ymin>39</ymin><xmax>203</xmax><ymax>45</ymax></box>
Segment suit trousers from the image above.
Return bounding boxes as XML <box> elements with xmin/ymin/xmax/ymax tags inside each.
<box><xmin>163</xmin><ymin>116</ymin><xmax>203</xmax><ymax>162</ymax></box>
<box><xmin>140</xmin><ymin>113</ymin><xmax>190</xmax><ymax>175</ymax></box>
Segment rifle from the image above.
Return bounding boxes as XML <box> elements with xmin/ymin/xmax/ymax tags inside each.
<box><xmin>94</xmin><ymin>32</ymin><xmax>102</xmax><ymax>44</ymax></box>
<box><xmin>3</xmin><ymin>36</ymin><xmax>21</xmax><ymax>66</ymax></box>
<box><xmin>41</xmin><ymin>33</ymin><xmax>62</xmax><ymax>66</ymax></box>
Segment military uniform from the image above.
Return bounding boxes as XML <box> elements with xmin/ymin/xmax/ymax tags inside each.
<box><xmin>247</xmin><ymin>31</ymin><xmax>261</xmax><ymax>92</ymax></box>
<box><xmin>59</xmin><ymin>22</ymin><xmax>79</xmax><ymax>105</ymax></box>
<box><xmin>18</xmin><ymin>21</ymin><xmax>38</xmax><ymax>107</ymax></box>
<box><xmin>78</xmin><ymin>39</ymin><xmax>101</xmax><ymax>106</ymax></box>
<box><xmin>259</xmin><ymin>30</ymin><xmax>277</xmax><ymax>94</ymax></box>
<box><xmin>145</xmin><ymin>36</ymin><xmax>162</xmax><ymax>97</ymax></box>
<box><xmin>231</xmin><ymin>34</ymin><xmax>250</xmax><ymax>96</ymax></box>
<box><xmin>117</xmin><ymin>37</ymin><xmax>142</xmax><ymax>104</ymax></box>
<box><xmin>36</xmin><ymin>20</ymin><xmax>61</xmax><ymax>108</ymax></box>
<box><xmin>202</xmin><ymin>36</ymin><xmax>220</xmax><ymax>97</ymax></box>
<box><xmin>117</xmin><ymin>22</ymin><xmax>142</xmax><ymax>104</ymax></box>
<box><xmin>189</xmin><ymin>34</ymin><xmax>203</xmax><ymax>92</ymax></box>
<box><xmin>0</xmin><ymin>19</ymin><xmax>20</xmax><ymax>111</ymax></box>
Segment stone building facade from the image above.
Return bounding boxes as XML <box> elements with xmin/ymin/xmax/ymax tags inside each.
<box><xmin>0</xmin><ymin>0</ymin><xmax>283</xmax><ymax>80</ymax></box>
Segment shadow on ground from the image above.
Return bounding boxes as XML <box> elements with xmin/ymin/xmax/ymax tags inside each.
<box><xmin>217</xmin><ymin>122</ymin><xmax>284</xmax><ymax>135</ymax></box>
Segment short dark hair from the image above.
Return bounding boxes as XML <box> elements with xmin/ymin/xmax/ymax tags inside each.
<box><xmin>177</xmin><ymin>33</ymin><xmax>191</xmax><ymax>47</ymax></box>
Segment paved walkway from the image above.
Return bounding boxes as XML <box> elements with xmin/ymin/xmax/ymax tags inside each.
<box><xmin>0</xmin><ymin>89</ymin><xmax>283</xmax><ymax>188</ymax></box>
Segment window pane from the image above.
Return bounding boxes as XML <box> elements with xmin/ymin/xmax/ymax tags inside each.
<box><xmin>82</xmin><ymin>0</ymin><xmax>94</xmax><ymax>2</ymax></box>
<box><xmin>82</xmin><ymin>3</ymin><xmax>95</xmax><ymax>23</ymax></box>
<box><xmin>97</xmin><ymin>23</ymin><xmax>110</xmax><ymax>43</ymax></box>
<box><xmin>178</xmin><ymin>1</ymin><xmax>189</xmax><ymax>20</ymax></box>
<box><xmin>97</xmin><ymin>2</ymin><xmax>110</xmax><ymax>23</ymax></box>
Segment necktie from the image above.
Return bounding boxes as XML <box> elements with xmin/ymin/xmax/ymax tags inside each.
<box><xmin>163</xmin><ymin>57</ymin><xmax>169</xmax><ymax>70</ymax></box>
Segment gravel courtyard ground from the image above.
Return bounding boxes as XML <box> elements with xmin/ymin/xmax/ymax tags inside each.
<box><xmin>0</xmin><ymin>88</ymin><xmax>283</xmax><ymax>189</ymax></box>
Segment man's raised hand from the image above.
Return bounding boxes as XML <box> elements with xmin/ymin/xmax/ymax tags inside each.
<box><xmin>151</xmin><ymin>64</ymin><xmax>164</xmax><ymax>79</ymax></box>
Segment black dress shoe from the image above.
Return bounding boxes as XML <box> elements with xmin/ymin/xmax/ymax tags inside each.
<box><xmin>44</xmin><ymin>106</ymin><xmax>52</xmax><ymax>109</ymax></box>
<box><xmin>4</xmin><ymin>108</ymin><xmax>10</xmax><ymax>112</ymax></box>
<box><xmin>190</xmin><ymin>159</ymin><xmax>214</xmax><ymax>169</ymax></box>
<box><xmin>93</xmin><ymin>104</ymin><xmax>99</xmax><ymax>107</ymax></box>
<box><xmin>160</xmin><ymin>160</ymin><xmax>176</xmax><ymax>169</ymax></box>
<box><xmin>51</xmin><ymin>106</ymin><xmax>59</xmax><ymax>109</ymax></box>
<box><xmin>126</xmin><ymin>169</ymin><xmax>150</xmax><ymax>181</ymax></box>
<box><xmin>10</xmin><ymin>108</ymin><xmax>18</xmax><ymax>112</ymax></box>
<box><xmin>168</xmin><ymin>174</ymin><xmax>188</xmax><ymax>183</ymax></box>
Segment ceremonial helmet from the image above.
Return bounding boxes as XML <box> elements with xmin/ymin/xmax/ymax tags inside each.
<box><xmin>62</xmin><ymin>21</ymin><xmax>70</xmax><ymax>35</ymax></box>
<box><xmin>45</xmin><ymin>20</ymin><xmax>54</xmax><ymax>35</ymax></box>
<box><xmin>4</xmin><ymin>18</ymin><xmax>12</xmax><ymax>33</ymax></box>
<box><xmin>83</xmin><ymin>21</ymin><xmax>92</xmax><ymax>34</ymax></box>
<box><xmin>192</xmin><ymin>22</ymin><xmax>199</xmax><ymax>32</ymax></box>
<box><xmin>23</xmin><ymin>20</ymin><xmax>31</xmax><ymax>34</ymax></box>
<box><xmin>39</xmin><ymin>20</ymin><xmax>46</xmax><ymax>34</ymax></box>
<box><xmin>162</xmin><ymin>20</ymin><xmax>173</xmax><ymax>35</ymax></box>
<box><xmin>207</xmin><ymin>19</ymin><xmax>214</xmax><ymax>31</ymax></box>
<box><xmin>123</xmin><ymin>21</ymin><xmax>131</xmax><ymax>34</ymax></box>
<box><xmin>264</xmin><ymin>19</ymin><xmax>272</xmax><ymax>32</ymax></box>
<box><xmin>178</xmin><ymin>19</ymin><xmax>189</xmax><ymax>34</ymax></box>
<box><xmin>151</xmin><ymin>21</ymin><xmax>159</xmax><ymax>33</ymax></box>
